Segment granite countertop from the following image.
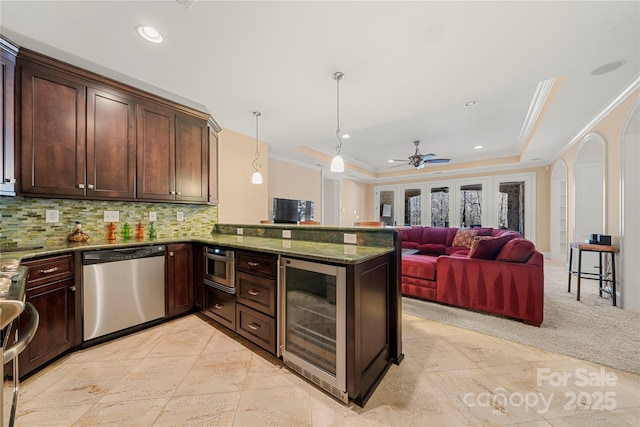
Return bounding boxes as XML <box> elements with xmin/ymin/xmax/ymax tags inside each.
<box><xmin>0</xmin><ymin>234</ymin><xmax>395</xmax><ymax>264</ymax></box>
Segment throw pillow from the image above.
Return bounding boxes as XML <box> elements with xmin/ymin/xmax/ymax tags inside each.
<box><xmin>496</xmin><ymin>238</ymin><xmax>535</xmax><ymax>263</ymax></box>
<box><xmin>468</xmin><ymin>234</ymin><xmax>516</xmax><ymax>260</ymax></box>
<box><xmin>452</xmin><ymin>229</ymin><xmax>478</xmax><ymax>248</ymax></box>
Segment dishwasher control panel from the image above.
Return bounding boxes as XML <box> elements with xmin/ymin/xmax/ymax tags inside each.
<box><xmin>82</xmin><ymin>245</ymin><xmax>165</xmax><ymax>265</ymax></box>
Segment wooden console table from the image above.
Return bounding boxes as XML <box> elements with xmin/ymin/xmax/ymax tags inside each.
<box><xmin>567</xmin><ymin>242</ymin><xmax>617</xmax><ymax>306</ymax></box>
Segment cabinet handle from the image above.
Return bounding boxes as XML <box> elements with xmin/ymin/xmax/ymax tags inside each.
<box><xmin>40</xmin><ymin>267</ymin><xmax>58</xmax><ymax>274</ymax></box>
<box><xmin>170</xmin><ymin>191</ymin><xmax>176</xmax><ymax>195</ymax></box>
<box><xmin>87</xmin><ymin>184</ymin><xmax>94</xmax><ymax>189</ymax></box>
<box><xmin>248</xmin><ymin>323</ymin><xmax>260</xmax><ymax>330</ymax></box>
<box><xmin>248</xmin><ymin>289</ymin><xmax>260</xmax><ymax>296</ymax></box>
<box><xmin>77</xmin><ymin>184</ymin><xmax>85</xmax><ymax>189</ymax></box>
<box><xmin>177</xmin><ymin>192</ymin><xmax>181</xmax><ymax>195</ymax></box>
<box><xmin>169</xmin><ymin>252</ymin><xmax>174</xmax><ymax>257</ymax></box>
<box><xmin>214</xmin><ymin>304</ymin><xmax>223</xmax><ymax>310</ymax></box>
<box><xmin>70</xmin><ymin>286</ymin><xmax>76</xmax><ymax>292</ymax></box>
<box><xmin>5</xmin><ymin>178</ymin><xmax>16</xmax><ymax>183</ymax></box>
<box><xmin>248</xmin><ymin>262</ymin><xmax>260</xmax><ymax>267</ymax></box>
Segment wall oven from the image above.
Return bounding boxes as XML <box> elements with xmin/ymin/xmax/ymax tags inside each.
<box><xmin>280</xmin><ymin>257</ymin><xmax>347</xmax><ymax>404</ymax></box>
<box><xmin>204</xmin><ymin>246</ymin><xmax>235</xmax><ymax>293</ymax></box>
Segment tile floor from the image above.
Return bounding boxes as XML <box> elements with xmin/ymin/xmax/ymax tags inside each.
<box><xmin>9</xmin><ymin>308</ymin><xmax>640</xmax><ymax>426</ymax></box>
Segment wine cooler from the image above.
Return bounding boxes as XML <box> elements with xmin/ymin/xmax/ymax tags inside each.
<box><xmin>280</xmin><ymin>257</ymin><xmax>347</xmax><ymax>403</ymax></box>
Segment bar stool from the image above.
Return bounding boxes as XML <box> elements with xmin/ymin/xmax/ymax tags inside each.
<box><xmin>567</xmin><ymin>242</ymin><xmax>617</xmax><ymax>306</ymax></box>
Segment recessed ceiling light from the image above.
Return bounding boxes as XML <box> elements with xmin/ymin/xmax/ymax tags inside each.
<box><xmin>342</xmin><ymin>134</ymin><xmax>351</xmax><ymax>139</ymax></box>
<box><xmin>474</xmin><ymin>145</ymin><xmax>483</xmax><ymax>150</ymax></box>
<box><xmin>136</xmin><ymin>25</ymin><xmax>163</xmax><ymax>43</ymax></box>
<box><xmin>463</xmin><ymin>100</ymin><xmax>478</xmax><ymax>108</ymax></box>
<box><xmin>590</xmin><ymin>60</ymin><xmax>626</xmax><ymax>76</ymax></box>
<box><xmin>388</xmin><ymin>159</ymin><xmax>395</xmax><ymax>163</ymax></box>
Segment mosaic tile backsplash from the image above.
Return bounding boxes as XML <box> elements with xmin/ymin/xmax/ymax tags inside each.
<box><xmin>0</xmin><ymin>197</ymin><xmax>217</xmax><ymax>248</ymax></box>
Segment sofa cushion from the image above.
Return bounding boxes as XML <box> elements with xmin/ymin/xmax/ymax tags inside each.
<box><xmin>404</xmin><ymin>226</ymin><xmax>424</xmax><ymax>243</ymax></box>
<box><xmin>468</xmin><ymin>234</ymin><xmax>516</xmax><ymax>260</ymax></box>
<box><xmin>402</xmin><ymin>254</ymin><xmax>437</xmax><ymax>281</ymax></box>
<box><xmin>417</xmin><ymin>243</ymin><xmax>446</xmax><ymax>256</ymax></box>
<box><xmin>445</xmin><ymin>228</ymin><xmax>458</xmax><ymax>247</ymax></box>
<box><xmin>493</xmin><ymin>229</ymin><xmax>521</xmax><ymax>238</ymax></box>
<box><xmin>472</xmin><ymin>227</ymin><xmax>494</xmax><ymax>236</ymax></box>
<box><xmin>452</xmin><ymin>229</ymin><xmax>478</xmax><ymax>248</ymax></box>
<box><xmin>446</xmin><ymin>246</ymin><xmax>469</xmax><ymax>256</ymax></box>
<box><xmin>496</xmin><ymin>238</ymin><xmax>536</xmax><ymax>263</ymax></box>
<box><xmin>402</xmin><ymin>241</ymin><xmax>420</xmax><ymax>250</ymax></box>
<box><xmin>422</xmin><ymin>226</ymin><xmax>449</xmax><ymax>245</ymax></box>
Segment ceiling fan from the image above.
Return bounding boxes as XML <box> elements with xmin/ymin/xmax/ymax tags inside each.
<box><xmin>390</xmin><ymin>140</ymin><xmax>451</xmax><ymax>169</ymax></box>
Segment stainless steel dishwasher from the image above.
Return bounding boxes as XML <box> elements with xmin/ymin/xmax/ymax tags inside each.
<box><xmin>82</xmin><ymin>245</ymin><xmax>165</xmax><ymax>341</ymax></box>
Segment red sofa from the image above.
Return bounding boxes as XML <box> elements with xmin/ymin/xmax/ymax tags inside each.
<box><xmin>401</xmin><ymin>226</ymin><xmax>544</xmax><ymax>326</ymax></box>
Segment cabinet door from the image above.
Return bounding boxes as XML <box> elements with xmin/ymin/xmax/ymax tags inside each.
<box><xmin>86</xmin><ymin>87</ymin><xmax>136</xmax><ymax>199</ymax></box>
<box><xmin>18</xmin><ymin>278</ymin><xmax>76</xmax><ymax>377</ymax></box>
<box><xmin>136</xmin><ymin>102</ymin><xmax>175</xmax><ymax>201</ymax></box>
<box><xmin>208</xmin><ymin>127</ymin><xmax>219</xmax><ymax>204</ymax></box>
<box><xmin>166</xmin><ymin>243</ymin><xmax>194</xmax><ymax>317</ymax></box>
<box><xmin>0</xmin><ymin>39</ymin><xmax>17</xmax><ymax>196</ymax></box>
<box><xmin>175</xmin><ymin>114</ymin><xmax>208</xmax><ymax>203</ymax></box>
<box><xmin>20</xmin><ymin>62</ymin><xmax>86</xmax><ymax>196</ymax></box>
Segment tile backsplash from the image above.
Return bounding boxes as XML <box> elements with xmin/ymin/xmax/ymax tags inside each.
<box><xmin>0</xmin><ymin>197</ymin><xmax>217</xmax><ymax>248</ymax></box>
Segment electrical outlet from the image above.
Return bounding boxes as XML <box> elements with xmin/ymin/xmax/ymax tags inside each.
<box><xmin>103</xmin><ymin>210</ymin><xmax>119</xmax><ymax>222</ymax></box>
<box><xmin>237</xmin><ymin>228</ymin><xmax>243</xmax><ymax>235</ymax></box>
<box><xmin>45</xmin><ymin>209</ymin><xmax>59</xmax><ymax>223</ymax></box>
<box><xmin>149</xmin><ymin>212</ymin><xmax>157</xmax><ymax>222</ymax></box>
<box><xmin>282</xmin><ymin>230</ymin><xmax>291</xmax><ymax>239</ymax></box>
<box><xmin>344</xmin><ymin>233</ymin><xmax>357</xmax><ymax>244</ymax></box>
<box><xmin>176</xmin><ymin>211</ymin><xmax>184</xmax><ymax>221</ymax></box>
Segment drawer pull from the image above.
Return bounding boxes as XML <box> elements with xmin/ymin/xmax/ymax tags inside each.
<box><xmin>70</xmin><ymin>286</ymin><xmax>76</xmax><ymax>292</ymax></box>
<box><xmin>40</xmin><ymin>267</ymin><xmax>59</xmax><ymax>274</ymax></box>
<box><xmin>248</xmin><ymin>323</ymin><xmax>260</xmax><ymax>330</ymax></box>
<box><xmin>248</xmin><ymin>289</ymin><xmax>260</xmax><ymax>296</ymax></box>
<box><xmin>214</xmin><ymin>304</ymin><xmax>224</xmax><ymax>310</ymax></box>
<box><xmin>247</xmin><ymin>262</ymin><xmax>260</xmax><ymax>267</ymax></box>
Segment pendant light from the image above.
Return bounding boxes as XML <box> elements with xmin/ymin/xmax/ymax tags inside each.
<box><xmin>330</xmin><ymin>71</ymin><xmax>345</xmax><ymax>172</ymax></box>
<box><xmin>251</xmin><ymin>111</ymin><xmax>263</xmax><ymax>184</ymax></box>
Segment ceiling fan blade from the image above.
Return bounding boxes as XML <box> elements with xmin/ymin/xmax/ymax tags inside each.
<box><xmin>425</xmin><ymin>158</ymin><xmax>451</xmax><ymax>164</ymax></box>
<box><xmin>389</xmin><ymin>159</ymin><xmax>409</xmax><ymax>162</ymax></box>
<box><xmin>419</xmin><ymin>153</ymin><xmax>436</xmax><ymax>159</ymax></box>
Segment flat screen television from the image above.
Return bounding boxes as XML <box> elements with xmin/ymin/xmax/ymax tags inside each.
<box><xmin>273</xmin><ymin>198</ymin><xmax>314</xmax><ymax>224</ymax></box>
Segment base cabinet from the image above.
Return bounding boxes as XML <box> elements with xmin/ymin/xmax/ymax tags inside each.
<box><xmin>166</xmin><ymin>243</ymin><xmax>194</xmax><ymax>318</ymax></box>
<box><xmin>19</xmin><ymin>254</ymin><xmax>76</xmax><ymax>377</ymax></box>
<box><xmin>203</xmin><ymin>286</ymin><xmax>236</xmax><ymax>330</ymax></box>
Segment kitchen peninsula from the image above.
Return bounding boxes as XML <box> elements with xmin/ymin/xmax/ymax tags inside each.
<box><xmin>0</xmin><ymin>223</ymin><xmax>403</xmax><ymax>407</ymax></box>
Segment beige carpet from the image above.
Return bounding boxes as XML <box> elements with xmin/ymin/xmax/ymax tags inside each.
<box><xmin>402</xmin><ymin>260</ymin><xmax>640</xmax><ymax>374</ymax></box>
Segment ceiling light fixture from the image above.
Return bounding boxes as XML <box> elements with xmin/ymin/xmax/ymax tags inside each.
<box><xmin>590</xmin><ymin>60</ymin><xmax>626</xmax><ymax>76</ymax></box>
<box><xmin>251</xmin><ymin>111</ymin><xmax>263</xmax><ymax>185</ymax></box>
<box><xmin>330</xmin><ymin>71</ymin><xmax>345</xmax><ymax>173</ymax></box>
<box><xmin>136</xmin><ymin>25</ymin><xmax>163</xmax><ymax>43</ymax></box>
<box><xmin>474</xmin><ymin>145</ymin><xmax>483</xmax><ymax>150</ymax></box>
<box><xmin>463</xmin><ymin>100</ymin><xmax>478</xmax><ymax>108</ymax></box>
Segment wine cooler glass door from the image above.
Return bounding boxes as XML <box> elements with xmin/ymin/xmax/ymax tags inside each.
<box><xmin>282</xmin><ymin>258</ymin><xmax>346</xmax><ymax>402</ymax></box>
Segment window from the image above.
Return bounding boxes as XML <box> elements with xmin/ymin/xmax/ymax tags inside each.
<box><xmin>430</xmin><ymin>187</ymin><xmax>449</xmax><ymax>227</ymax></box>
<box><xmin>460</xmin><ymin>184</ymin><xmax>482</xmax><ymax>227</ymax></box>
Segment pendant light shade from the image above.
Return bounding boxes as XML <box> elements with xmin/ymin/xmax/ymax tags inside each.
<box><xmin>251</xmin><ymin>111</ymin><xmax>263</xmax><ymax>184</ymax></box>
<box><xmin>330</xmin><ymin>71</ymin><xmax>345</xmax><ymax>173</ymax></box>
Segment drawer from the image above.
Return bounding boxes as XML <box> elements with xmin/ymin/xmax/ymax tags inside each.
<box><xmin>21</xmin><ymin>254</ymin><xmax>74</xmax><ymax>288</ymax></box>
<box><xmin>236</xmin><ymin>304</ymin><xmax>277</xmax><ymax>354</ymax></box>
<box><xmin>236</xmin><ymin>251</ymin><xmax>278</xmax><ymax>279</ymax></box>
<box><xmin>236</xmin><ymin>271</ymin><xmax>276</xmax><ymax>316</ymax></box>
<box><xmin>203</xmin><ymin>286</ymin><xmax>236</xmax><ymax>330</ymax></box>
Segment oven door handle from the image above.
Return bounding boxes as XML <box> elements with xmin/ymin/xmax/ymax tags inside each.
<box><xmin>206</xmin><ymin>253</ymin><xmax>234</xmax><ymax>263</ymax></box>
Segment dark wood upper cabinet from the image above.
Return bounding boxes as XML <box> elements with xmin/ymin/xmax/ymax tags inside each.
<box><xmin>0</xmin><ymin>36</ymin><xmax>18</xmax><ymax>196</ymax></box>
<box><xmin>86</xmin><ymin>87</ymin><xmax>136</xmax><ymax>199</ymax></box>
<box><xmin>136</xmin><ymin>102</ymin><xmax>176</xmax><ymax>201</ymax></box>
<box><xmin>208</xmin><ymin>125</ymin><xmax>219</xmax><ymax>204</ymax></box>
<box><xmin>20</xmin><ymin>62</ymin><xmax>86</xmax><ymax>197</ymax></box>
<box><xmin>176</xmin><ymin>114</ymin><xmax>208</xmax><ymax>203</ymax></box>
<box><xmin>15</xmin><ymin>48</ymin><xmax>217</xmax><ymax>203</ymax></box>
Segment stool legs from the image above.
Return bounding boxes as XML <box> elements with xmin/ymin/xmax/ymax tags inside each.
<box><xmin>598</xmin><ymin>252</ymin><xmax>603</xmax><ymax>297</ymax></box>
<box><xmin>577</xmin><ymin>249</ymin><xmax>582</xmax><ymax>301</ymax></box>
<box><xmin>611</xmin><ymin>252</ymin><xmax>616</xmax><ymax>306</ymax></box>
<box><xmin>568</xmin><ymin>246</ymin><xmax>574</xmax><ymax>292</ymax></box>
